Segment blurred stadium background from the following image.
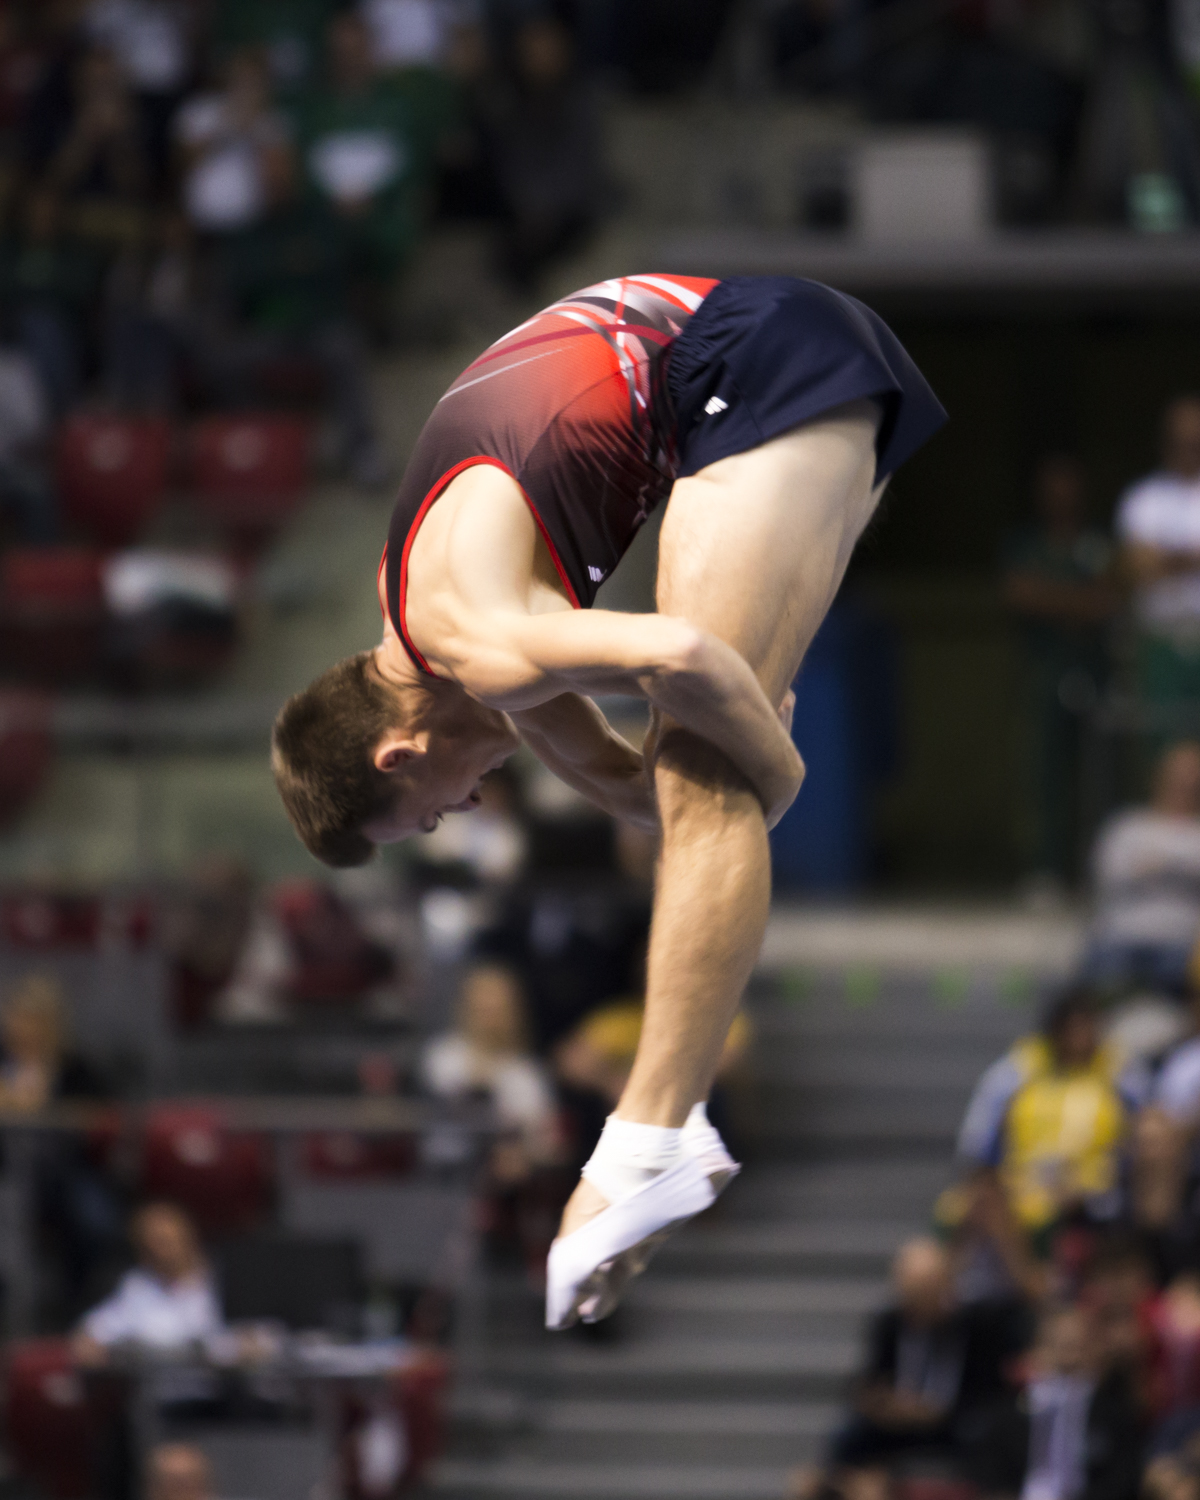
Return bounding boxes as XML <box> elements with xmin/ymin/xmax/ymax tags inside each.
<box><xmin>0</xmin><ymin>2</ymin><xmax>1198</xmax><ymax>1499</ymax></box>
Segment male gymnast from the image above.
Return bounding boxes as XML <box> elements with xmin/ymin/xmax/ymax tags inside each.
<box><xmin>271</xmin><ymin>274</ymin><xmax>946</xmax><ymax>1329</ymax></box>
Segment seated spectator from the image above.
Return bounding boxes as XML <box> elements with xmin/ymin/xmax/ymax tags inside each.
<box><xmin>423</xmin><ymin>962</ymin><xmax>562</xmax><ymax>1185</ymax></box>
<box><xmin>0</xmin><ymin>973</ymin><xmax>121</xmax><ymax>1309</ymax></box>
<box><xmin>101</xmin><ymin>548</ymin><xmax>240</xmax><ymax>690</ymax></box>
<box><xmin>790</xmin><ymin>1237</ymin><xmax>1028</xmax><ymax>1500</ymax></box>
<box><xmin>1117</xmin><ymin>396</ymin><xmax>1200</xmax><ymax>711</ymax></box>
<box><xmin>1081</xmin><ymin>740</ymin><xmax>1200</xmax><ymax>994</ymax></box>
<box><xmin>1127</xmin><ymin>986</ymin><xmax>1200</xmax><ymax>1246</ymax></box>
<box><xmin>0</xmin><ymin>971</ymin><xmax>107</xmax><ymax>1111</ymax></box>
<box><xmin>72</xmin><ymin>1201</ymin><xmax>221</xmax><ymax>1367</ymax></box>
<box><xmin>173</xmin><ymin>47</ymin><xmax>293</xmax><ymax>236</ymax></box>
<box><xmin>211</xmin><ymin>0</ymin><xmax>336</xmax><ymax>96</ymax></box>
<box><xmin>82</xmin><ymin>0</ymin><xmax>196</xmax><ymax>190</ymax></box>
<box><xmin>483</xmin><ymin>15</ymin><xmax>603</xmax><ymax>291</ymax></box>
<box><xmin>160</xmin><ymin>855</ymin><xmax>255</xmax><ymax>1029</ymax></box>
<box><xmin>296</xmin><ymin>12</ymin><xmax>425</xmax><ymax>294</ymax></box>
<box><xmin>1147</xmin><ymin>1265</ymin><xmax>1200</xmax><ymax>1425</ymax></box>
<box><xmin>1001</xmin><ymin>453</ymin><xmax>1119</xmax><ymax>888</ymax></box>
<box><xmin>212</xmin><ymin>875</ymin><xmax>401</xmax><ymax>1021</ymax></box>
<box><xmin>949</xmin><ymin>988</ymin><xmax>1144</xmax><ymax>1299</ymax></box>
<box><xmin>40</xmin><ymin>45</ymin><xmax>150</xmax><ymax>247</ymax></box>
<box><xmin>1</xmin><ymin>187</ymin><xmax>105</xmax><ymax>417</ymax></box>
<box><xmin>361</xmin><ymin>0</ymin><xmax>456</xmax><ymax>71</ymax></box>
<box><xmin>146</xmin><ymin>1444</ymin><xmax>215</xmax><ymax>1500</ymax></box>
<box><xmin>965</xmin><ymin>1303</ymin><xmax>1143</xmax><ymax>1500</ymax></box>
<box><xmin>0</xmin><ymin>340</ymin><xmax>57</xmax><ymax>544</ymax></box>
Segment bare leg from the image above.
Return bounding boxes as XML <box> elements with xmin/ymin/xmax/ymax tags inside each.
<box><xmin>560</xmin><ymin>401</ymin><xmax>882</xmax><ymax>1233</ymax></box>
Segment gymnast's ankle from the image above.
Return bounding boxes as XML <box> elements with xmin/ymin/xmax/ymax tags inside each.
<box><xmin>580</xmin><ymin>1115</ymin><xmax>683</xmax><ymax>1205</ymax></box>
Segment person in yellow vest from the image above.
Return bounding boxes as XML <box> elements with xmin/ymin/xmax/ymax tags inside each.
<box><xmin>946</xmin><ymin>988</ymin><xmax>1148</xmax><ymax>1299</ymax></box>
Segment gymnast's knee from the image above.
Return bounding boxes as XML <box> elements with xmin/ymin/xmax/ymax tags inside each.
<box><xmin>653</xmin><ymin>725</ymin><xmax>763</xmax><ymax>833</ymax></box>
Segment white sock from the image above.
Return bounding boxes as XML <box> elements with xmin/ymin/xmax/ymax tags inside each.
<box><xmin>581</xmin><ymin>1115</ymin><xmax>682</xmax><ymax>1204</ymax></box>
<box><xmin>681</xmin><ymin>1102</ymin><xmax>712</xmax><ymax>1140</ymax></box>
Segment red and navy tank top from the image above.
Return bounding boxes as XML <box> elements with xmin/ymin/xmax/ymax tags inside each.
<box><xmin>382</xmin><ymin>273</ymin><xmax>719</xmax><ymax>675</ymax></box>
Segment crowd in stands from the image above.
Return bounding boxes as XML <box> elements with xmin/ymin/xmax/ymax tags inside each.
<box><xmin>1003</xmin><ymin>393</ymin><xmax>1200</xmax><ymax>892</ymax></box>
<box><xmin>792</xmin><ymin>750</ymin><xmax>1200</xmax><ymax>1500</ymax></box>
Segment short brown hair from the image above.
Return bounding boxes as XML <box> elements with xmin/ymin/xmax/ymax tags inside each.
<box><xmin>271</xmin><ymin>652</ymin><xmax>398</xmax><ymax>867</ymax></box>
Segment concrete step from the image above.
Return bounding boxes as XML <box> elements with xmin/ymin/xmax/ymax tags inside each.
<box><xmin>723</xmin><ymin>1160</ymin><xmax>953</xmax><ymax>1220</ymax></box>
<box><xmin>751</xmin><ymin>1086</ymin><xmax>968</xmax><ymax>1145</ymax></box>
<box><xmin>654</xmin><ymin>1218</ymin><xmax>923</xmax><ymax>1276</ymax></box>
<box><xmin>427</xmin><ymin>1457</ymin><xmax>795</xmax><ymax>1499</ymax></box>
<box><xmin>751</xmin><ymin>1044</ymin><xmax>1003</xmax><ymax>1090</ymax></box>
<box><xmin>508</xmin><ymin>1396</ymin><xmax>837</xmax><ymax>1464</ymax></box>
<box><xmin>478</xmin><ymin>1334</ymin><xmax>857</xmax><ymax>1400</ymax></box>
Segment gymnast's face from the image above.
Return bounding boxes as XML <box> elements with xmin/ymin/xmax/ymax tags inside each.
<box><xmin>364</xmin><ymin>692</ymin><xmax>520</xmax><ymax>842</ymax></box>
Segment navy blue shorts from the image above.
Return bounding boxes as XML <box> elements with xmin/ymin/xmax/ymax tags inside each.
<box><xmin>667</xmin><ymin>276</ymin><xmax>947</xmax><ymax>483</ymax></box>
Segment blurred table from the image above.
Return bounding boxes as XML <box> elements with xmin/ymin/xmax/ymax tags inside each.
<box><xmin>101</xmin><ymin>1335</ymin><xmax>449</xmax><ymax>1500</ymax></box>
<box><xmin>0</xmin><ymin>1096</ymin><xmax>492</xmax><ymax>1336</ymax></box>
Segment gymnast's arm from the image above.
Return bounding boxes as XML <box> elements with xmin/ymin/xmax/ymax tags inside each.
<box><xmin>445</xmin><ymin>608</ymin><xmax>805</xmax><ymax>828</ymax></box>
<box><xmin>509</xmin><ymin>695</ymin><xmax>658</xmax><ymax>831</ymax></box>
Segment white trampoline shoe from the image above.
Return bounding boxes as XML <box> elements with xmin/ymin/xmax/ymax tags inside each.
<box><xmin>545</xmin><ymin>1153</ymin><xmax>716</xmax><ymax>1330</ymax></box>
<box><xmin>681</xmin><ymin>1107</ymin><xmax>741</xmax><ymax>1196</ymax></box>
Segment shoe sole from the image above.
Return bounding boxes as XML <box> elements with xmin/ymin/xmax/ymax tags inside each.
<box><xmin>557</xmin><ymin>1161</ymin><xmax>742</xmax><ymax>1327</ymax></box>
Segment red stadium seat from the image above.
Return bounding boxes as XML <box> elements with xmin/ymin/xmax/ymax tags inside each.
<box><xmin>302</xmin><ymin>1130</ymin><xmax>418</xmax><ymax>1179</ymax></box>
<box><xmin>57</xmin><ymin>414</ymin><xmax>172</xmax><ymax>546</ymax></box>
<box><xmin>188</xmin><ymin>415</ymin><xmax>311</xmax><ymax>537</ymax></box>
<box><xmin>0</xmin><ymin>690</ymin><xmax>53</xmax><ymax>825</ymax></box>
<box><xmin>0</xmin><ymin>548</ymin><xmax>105</xmax><ymax>681</ymax></box>
<box><xmin>140</xmin><ymin>1104</ymin><xmax>273</xmax><ymax>1235</ymax></box>
<box><xmin>3</xmin><ymin>1339</ymin><xmax>91</xmax><ymax>1499</ymax></box>
<box><xmin>338</xmin><ymin>1349</ymin><xmax>450</xmax><ymax>1496</ymax></box>
<box><xmin>1</xmin><ymin>890</ymin><xmax>102</xmax><ymax>947</ymax></box>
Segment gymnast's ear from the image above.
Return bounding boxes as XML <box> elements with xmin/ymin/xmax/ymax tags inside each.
<box><xmin>373</xmin><ymin>734</ymin><xmax>423</xmax><ymax>773</ymax></box>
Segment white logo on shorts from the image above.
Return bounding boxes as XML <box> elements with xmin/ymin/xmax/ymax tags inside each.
<box><xmin>704</xmin><ymin>396</ymin><xmax>728</xmax><ymax>415</ymax></box>
<box><xmin>588</xmin><ymin>566</ymin><xmax>606</xmax><ymax>583</ymax></box>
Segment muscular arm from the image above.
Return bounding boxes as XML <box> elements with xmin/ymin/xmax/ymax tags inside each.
<box><xmin>447</xmin><ymin>609</ymin><xmax>805</xmax><ymax>827</ymax></box>
<box><xmin>509</xmin><ymin>694</ymin><xmax>658</xmax><ymax>830</ymax></box>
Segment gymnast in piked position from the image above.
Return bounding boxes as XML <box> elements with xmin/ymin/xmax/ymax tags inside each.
<box><xmin>271</xmin><ymin>273</ymin><xmax>946</xmax><ymax>1329</ymax></box>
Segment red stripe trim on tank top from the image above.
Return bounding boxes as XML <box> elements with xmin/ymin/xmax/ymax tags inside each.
<box><xmin>395</xmin><ymin>456</ymin><xmax>581</xmax><ymax>679</ymax></box>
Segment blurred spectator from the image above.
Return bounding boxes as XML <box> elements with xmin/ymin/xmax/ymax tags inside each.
<box><xmin>211</xmin><ymin>0</ymin><xmax>336</xmax><ymax>96</ymax></box>
<box><xmin>207</xmin><ymin>875</ymin><xmax>402</xmax><ymax>1022</ymax></box>
<box><xmin>101</xmin><ymin>548</ymin><xmax>240</xmax><ymax>690</ymax></box>
<box><xmin>951</xmin><ymin>988</ymin><xmax>1143</xmax><ymax>1299</ymax></box>
<box><xmin>1132</xmin><ymin>987</ymin><xmax>1200</xmax><ymax>1252</ymax></box>
<box><xmin>965</xmin><ymin>1302</ymin><xmax>1143</xmax><ymax>1500</ymax></box>
<box><xmin>360</xmin><ymin>0</ymin><xmax>456</xmax><ymax>70</ymax></box>
<box><xmin>1081</xmin><ymin>740</ymin><xmax>1200</xmax><ymax>994</ymax></box>
<box><xmin>161</xmin><ymin>855</ymin><xmax>255</xmax><ymax>1029</ymax></box>
<box><xmin>0</xmin><ymin>340</ymin><xmax>57</xmax><ymax>542</ymax></box>
<box><xmin>174</xmin><ymin>47</ymin><xmax>293</xmax><ymax>235</ymax></box>
<box><xmin>1072</xmin><ymin>0</ymin><xmax>1200</xmax><ymax>228</ymax></box>
<box><xmin>146</xmin><ymin>1444</ymin><xmax>215</xmax><ymax>1500</ymax></box>
<box><xmin>0</xmin><ymin>187</ymin><xmax>101</xmax><ymax>418</ymax></box>
<box><xmin>296</xmin><ymin>12</ymin><xmax>426</xmax><ymax>296</ymax></box>
<box><xmin>790</xmin><ymin>1237</ymin><xmax>1028</xmax><ymax>1500</ymax></box>
<box><xmin>0</xmin><ymin>974</ymin><xmax>122</xmax><ymax>1307</ymax></box>
<box><xmin>38</xmin><ymin>46</ymin><xmax>151</xmax><ymax>246</ymax></box>
<box><xmin>423</xmin><ymin>962</ymin><xmax>561</xmax><ymax>1181</ymax></box>
<box><xmin>82</xmin><ymin>1</ymin><xmax>196</xmax><ymax>188</ymax></box>
<box><xmin>1078</xmin><ymin>1236</ymin><xmax>1158</xmax><ymax>1398</ymax></box>
<box><xmin>483</xmin><ymin>15</ymin><xmax>603</xmax><ymax>290</ymax></box>
<box><xmin>1001</xmin><ymin>454</ymin><xmax>1119</xmax><ymax>887</ymax></box>
<box><xmin>1146</xmin><ymin>1265</ymin><xmax>1200</xmax><ymax>1424</ymax></box>
<box><xmin>1118</xmin><ymin>397</ymin><xmax>1200</xmax><ymax>709</ymax></box>
<box><xmin>0</xmin><ymin>971</ymin><xmax>107</xmax><ymax>1110</ymax></box>
<box><xmin>72</xmin><ymin>1201</ymin><xmax>221</xmax><ymax>1367</ymax></box>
